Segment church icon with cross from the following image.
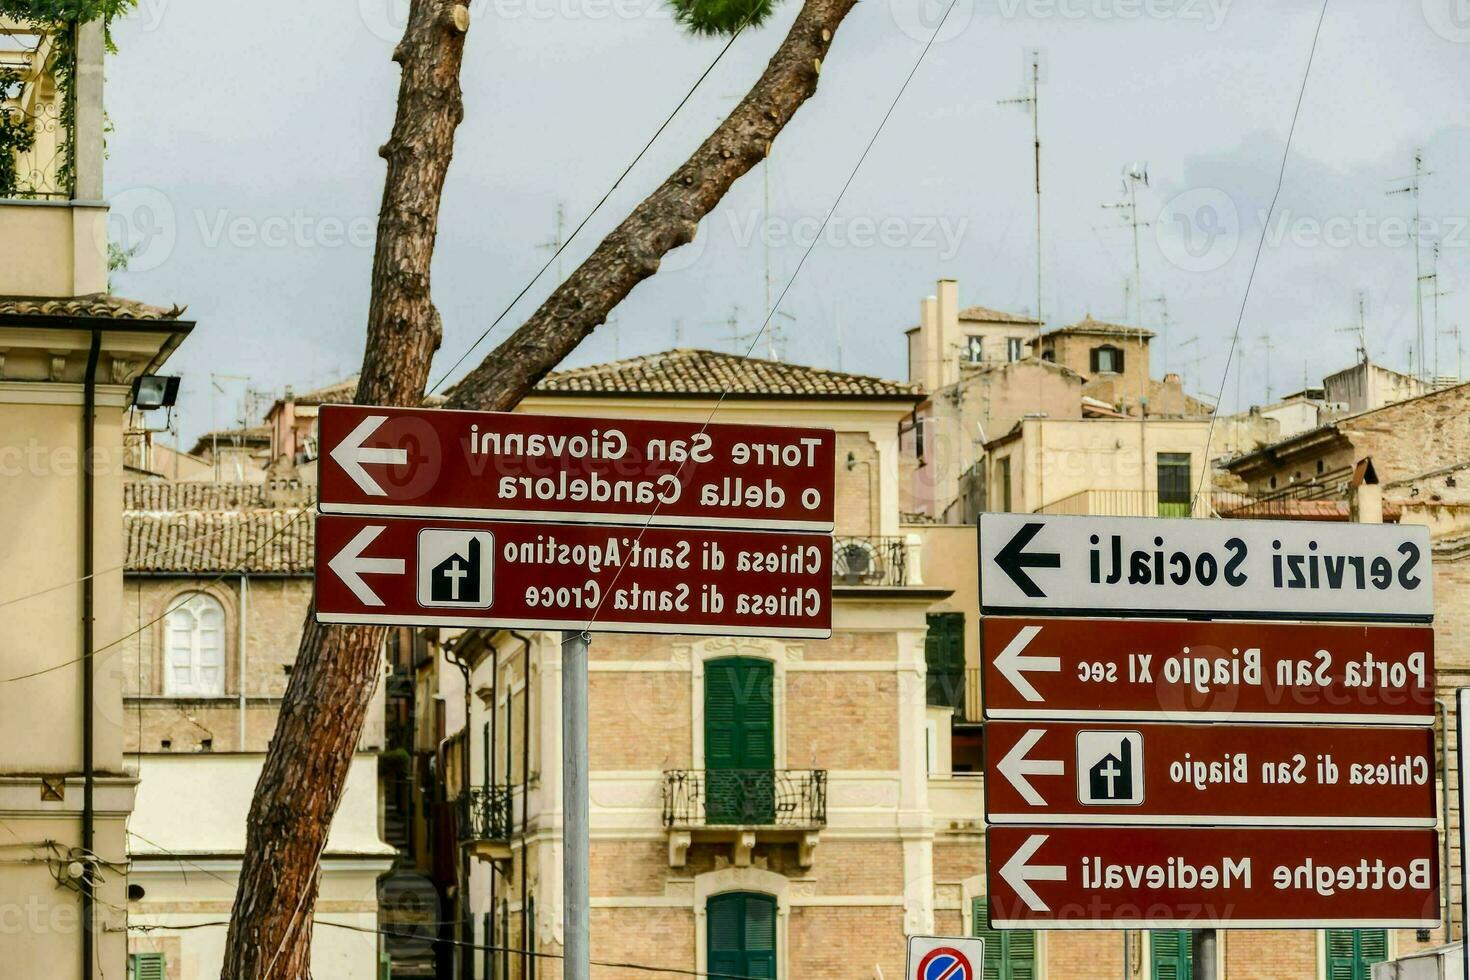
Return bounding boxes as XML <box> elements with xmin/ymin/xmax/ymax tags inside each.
<box><xmin>416</xmin><ymin>529</ymin><xmax>495</xmax><ymax>609</ymax></box>
<box><xmin>1075</xmin><ymin>730</ymin><xmax>1144</xmax><ymax>806</ymax></box>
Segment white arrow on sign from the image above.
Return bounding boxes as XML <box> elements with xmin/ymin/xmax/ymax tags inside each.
<box><xmin>330</xmin><ymin>414</ymin><xmax>408</xmax><ymax>497</ymax></box>
<box><xmin>994</xmin><ymin>625</ymin><xmax>1058</xmax><ymax>702</ymax></box>
<box><xmin>999</xmin><ymin>833</ymin><xmax>1066</xmax><ymax>913</ymax></box>
<box><xmin>998</xmin><ymin>728</ymin><xmax>1064</xmax><ymax>806</ymax></box>
<box><xmin>328</xmin><ymin>524</ymin><xmax>405</xmax><ymax>606</ymax></box>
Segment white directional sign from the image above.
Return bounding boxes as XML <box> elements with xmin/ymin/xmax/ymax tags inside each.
<box><xmin>978</xmin><ymin>513</ymin><xmax>1433</xmax><ymax>621</ymax></box>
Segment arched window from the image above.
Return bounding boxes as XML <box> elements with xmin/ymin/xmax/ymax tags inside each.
<box><xmin>164</xmin><ymin>592</ymin><xmax>226</xmax><ymax>695</ymax></box>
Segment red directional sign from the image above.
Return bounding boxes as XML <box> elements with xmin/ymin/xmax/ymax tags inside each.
<box><xmin>981</xmin><ymin>616</ymin><xmax>1435</xmax><ymax>725</ymax></box>
<box><xmin>316</xmin><ymin>404</ymin><xmax>836</xmax><ymax>531</ymax></box>
<box><xmin>314</xmin><ymin>513</ymin><xmax>832</xmax><ymax>638</ymax></box>
<box><xmin>984</xmin><ymin>721</ymin><xmax>1437</xmax><ymax>827</ymax></box>
<box><xmin>985</xmin><ymin>825</ymin><xmax>1440</xmax><ymax>929</ymax></box>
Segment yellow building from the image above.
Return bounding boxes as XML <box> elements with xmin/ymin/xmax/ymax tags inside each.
<box><xmin>0</xmin><ymin>15</ymin><xmax>193</xmax><ymax>979</ymax></box>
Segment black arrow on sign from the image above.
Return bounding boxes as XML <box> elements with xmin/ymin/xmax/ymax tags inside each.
<box><xmin>995</xmin><ymin>522</ymin><xmax>1060</xmax><ymax>598</ymax></box>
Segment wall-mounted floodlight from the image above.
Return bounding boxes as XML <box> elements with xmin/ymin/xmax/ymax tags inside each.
<box><xmin>129</xmin><ymin>374</ymin><xmax>181</xmax><ymax>410</ymax></box>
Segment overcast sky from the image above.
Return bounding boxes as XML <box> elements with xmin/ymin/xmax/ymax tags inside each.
<box><xmin>105</xmin><ymin>0</ymin><xmax>1470</xmax><ymax>444</ymax></box>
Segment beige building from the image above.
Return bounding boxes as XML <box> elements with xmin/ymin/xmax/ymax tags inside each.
<box><xmin>1324</xmin><ymin>358</ymin><xmax>1425</xmax><ymax>414</ymax></box>
<box><xmin>389</xmin><ymin>349</ymin><xmax>1004</xmax><ymax>979</ymax></box>
<box><xmin>1038</xmin><ymin>316</ymin><xmax>1213</xmax><ymax>418</ymax></box>
<box><xmin>119</xmin><ymin>480</ymin><xmax>395</xmax><ymax>978</ymax></box>
<box><xmin>0</xmin><ymin>15</ymin><xmax>195</xmax><ymax>980</ymax></box>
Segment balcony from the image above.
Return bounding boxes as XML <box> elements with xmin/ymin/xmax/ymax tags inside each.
<box><xmin>1034</xmin><ymin>488</ymin><xmax>1321</xmax><ymax>519</ymax></box>
<box><xmin>661</xmin><ymin>769</ymin><xmax>827</xmax><ymax>868</ymax></box>
<box><xmin>457</xmin><ymin>786</ymin><xmax>513</xmax><ymax>862</ymax></box>
<box><xmin>832</xmin><ymin>535</ymin><xmax>922</xmax><ymax>587</ymax></box>
<box><xmin>0</xmin><ymin>17</ymin><xmax>108</xmax><ymax>297</ymax></box>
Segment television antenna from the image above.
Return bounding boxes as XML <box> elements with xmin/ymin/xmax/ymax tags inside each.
<box><xmin>998</xmin><ymin>47</ymin><xmax>1046</xmax><ymax>328</ymax></box>
<box><xmin>1387</xmin><ymin>149</ymin><xmax>1433</xmax><ymax>380</ymax></box>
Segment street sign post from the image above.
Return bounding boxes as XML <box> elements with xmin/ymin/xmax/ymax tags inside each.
<box><xmin>906</xmin><ymin>936</ymin><xmax>984</xmax><ymax>980</ymax></box>
<box><xmin>985</xmin><ymin>825</ymin><xmax>1440</xmax><ymax>929</ymax></box>
<box><xmin>984</xmin><ymin>720</ymin><xmax>1437</xmax><ymax>827</ymax></box>
<box><xmin>317</xmin><ymin>404</ymin><xmax>837</xmax><ymax>531</ymax></box>
<box><xmin>978</xmin><ymin>513</ymin><xmax>1433</xmax><ymax>621</ymax></box>
<box><xmin>314</xmin><ymin>513</ymin><xmax>833</xmax><ymax>637</ymax></box>
<box><xmin>981</xmin><ymin>617</ymin><xmax>1436</xmax><ymax>725</ymax></box>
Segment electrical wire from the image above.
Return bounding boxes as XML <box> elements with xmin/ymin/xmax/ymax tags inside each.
<box><xmin>426</xmin><ymin>21</ymin><xmax>752</xmax><ymax>396</ymax></box>
<box><xmin>0</xmin><ymin>507</ymin><xmax>309</xmax><ymax>685</ymax></box>
<box><xmin>579</xmin><ymin>0</ymin><xmax>962</xmax><ymax>633</ymax></box>
<box><xmin>1194</xmin><ymin>0</ymin><xmax>1330</xmax><ymax>501</ymax></box>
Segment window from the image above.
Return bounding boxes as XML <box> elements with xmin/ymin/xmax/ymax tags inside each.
<box><xmin>1157</xmin><ymin>453</ymin><xmax>1191</xmax><ymax>518</ymax></box>
<box><xmin>973</xmin><ymin>898</ymin><xmax>1036</xmax><ymax>979</ymax></box>
<box><xmin>705</xmin><ymin>658</ymin><xmax>775</xmax><ymax>824</ymax></box>
<box><xmin>129</xmin><ymin>953</ymin><xmax>166</xmax><ymax>980</ymax></box>
<box><xmin>997</xmin><ymin>457</ymin><xmax>1013</xmax><ymax>513</ymax></box>
<box><xmin>1317</xmin><ymin>459</ymin><xmax>1326</xmax><ymax>475</ymax></box>
<box><xmin>1325</xmin><ymin>929</ymin><xmax>1387</xmax><ymax>980</ymax></box>
<box><xmin>709</xmin><ymin>892</ymin><xmax>776</xmax><ymax>980</ymax></box>
<box><xmin>924</xmin><ymin>612</ymin><xmax>966</xmax><ymax>711</ymax></box>
<box><xmin>965</xmin><ymin>335</ymin><xmax>985</xmax><ymax>363</ymax></box>
<box><xmin>1091</xmin><ymin>344</ymin><xmax>1124</xmax><ymax>374</ymax></box>
<box><xmin>1008</xmin><ymin>337</ymin><xmax>1024</xmax><ymax>362</ymax></box>
<box><xmin>1150</xmin><ymin>930</ymin><xmax>1193</xmax><ymax>979</ymax></box>
<box><xmin>164</xmin><ymin>592</ymin><xmax>226</xmax><ymax>695</ymax></box>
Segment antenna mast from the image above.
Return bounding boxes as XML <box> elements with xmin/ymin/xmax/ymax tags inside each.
<box><xmin>998</xmin><ymin>48</ymin><xmax>1045</xmax><ymax>328</ymax></box>
<box><xmin>537</xmin><ymin>202</ymin><xmax>568</xmax><ymax>283</ymax></box>
<box><xmin>1387</xmin><ymin>149</ymin><xmax>1432</xmax><ymax>381</ymax></box>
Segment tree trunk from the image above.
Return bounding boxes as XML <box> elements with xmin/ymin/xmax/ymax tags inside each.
<box><xmin>225</xmin><ymin>0</ymin><xmax>860</xmax><ymax>971</ymax></box>
<box><xmin>220</xmin><ymin>2</ymin><xmax>468</xmax><ymax>976</ymax></box>
<box><xmin>444</xmin><ymin>0</ymin><xmax>858</xmax><ymax>412</ymax></box>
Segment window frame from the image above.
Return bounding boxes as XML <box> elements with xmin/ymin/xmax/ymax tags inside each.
<box><xmin>162</xmin><ymin>590</ymin><xmax>229</xmax><ymax>697</ymax></box>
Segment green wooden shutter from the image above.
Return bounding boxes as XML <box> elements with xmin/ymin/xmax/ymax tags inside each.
<box><xmin>130</xmin><ymin>953</ymin><xmax>166</xmax><ymax>980</ymax></box>
<box><xmin>1326</xmin><ymin>930</ymin><xmax>1388</xmax><ymax>980</ymax></box>
<box><xmin>705</xmin><ymin>658</ymin><xmax>774</xmax><ymax>824</ymax></box>
<box><xmin>973</xmin><ymin>898</ymin><xmax>1037</xmax><ymax>980</ymax></box>
<box><xmin>708</xmin><ymin>893</ymin><xmax>776</xmax><ymax>980</ymax></box>
<box><xmin>925</xmin><ymin>613</ymin><xmax>966</xmax><ymax>710</ymax></box>
<box><xmin>1149</xmin><ymin>931</ymin><xmax>1192</xmax><ymax>980</ymax></box>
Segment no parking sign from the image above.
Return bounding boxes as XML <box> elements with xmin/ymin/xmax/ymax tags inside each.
<box><xmin>906</xmin><ymin>936</ymin><xmax>984</xmax><ymax>980</ymax></box>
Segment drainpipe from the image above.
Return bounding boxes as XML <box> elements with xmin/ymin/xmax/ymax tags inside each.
<box><xmin>80</xmin><ymin>326</ymin><xmax>100</xmax><ymax>980</ymax></box>
<box><xmin>488</xmin><ymin>641</ymin><xmax>498</xmax><ymax>962</ymax></box>
<box><xmin>509</xmin><ymin>631</ymin><xmax>533</xmax><ymax>979</ymax></box>
<box><xmin>446</xmin><ymin>641</ymin><xmax>474</xmax><ymax>980</ymax></box>
<box><xmin>237</xmin><ymin>573</ymin><xmax>248</xmax><ymax>748</ymax></box>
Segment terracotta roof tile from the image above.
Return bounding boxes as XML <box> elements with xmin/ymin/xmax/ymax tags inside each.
<box><xmin>124</xmin><ymin>480</ymin><xmax>315</xmax><ymax>574</ymax></box>
<box><xmin>1044</xmin><ymin>314</ymin><xmax>1155</xmax><ymax>340</ymax></box>
<box><xmin>534</xmin><ymin>349</ymin><xmax>919</xmax><ymax>401</ymax></box>
<box><xmin>958</xmin><ymin>305</ymin><xmax>1039</xmax><ymax>325</ymax></box>
<box><xmin>0</xmin><ymin>293</ymin><xmax>186</xmax><ymax>320</ymax></box>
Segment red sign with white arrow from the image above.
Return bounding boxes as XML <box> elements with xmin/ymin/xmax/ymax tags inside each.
<box><xmin>984</xmin><ymin>721</ymin><xmax>1436</xmax><ymax>827</ymax></box>
<box><xmin>316</xmin><ymin>404</ymin><xmax>836</xmax><ymax>531</ymax></box>
<box><xmin>981</xmin><ymin>617</ymin><xmax>1435</xmax><ymax>725</ymax></box>
<box><xmin>314</xmin><ymin>513</ymin><xmax>833</xmax><ymax>638</ymax></box>
<box><xmin>985</xmin><ymin>825</ymin><xmax>1440</xmax><ymax>929</ymax></box>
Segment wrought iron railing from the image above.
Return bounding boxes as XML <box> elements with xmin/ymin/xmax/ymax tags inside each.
<box><xmin>662</xmin><ymin>769</ymin><xmax>827</xmax><ymax>828</ymax></box>
<box><xmin>831</xmin><ymin>536</ymin><xmax>908</xmax><ymax>586</ymax></box>
<box><xmin>0</xmin><ymin>21</ymin><xmax>71</xmax><ymax>200</ymax></box>
<box><xmin>457</xmin><ymin>786</ymin><xmax>513</xmax><ymax>844</ymax></box>
<box><xmin>1033</xmin><ymin>489</ymin><xmax>1337</xmax><ymax>519</ymax></box>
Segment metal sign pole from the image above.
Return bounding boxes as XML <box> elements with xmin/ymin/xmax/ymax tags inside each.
<box><xmin>563</xmin><ymin>629</ymin><xmax>591</xmax><ymax>980</ymax></box>
<box><xmin>1457</xmin><ymin>688</ymin><xmax>1469</xmax><ymax>979</ymax></box>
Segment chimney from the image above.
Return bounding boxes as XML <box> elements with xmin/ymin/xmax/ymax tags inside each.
<box><xmin>919</xmin><ymin>294</ymin><xmax>940</xmax><ymax>392</ymax></box>
<box><xmin>936</xmin><ymin>279</ymin><xmax>960</xmax><ymax>387</ymax></box>
<box><xmin>1349</xmin><ymin>457</ymin><xmax>1382</xmax><ymax>524</ymax></box>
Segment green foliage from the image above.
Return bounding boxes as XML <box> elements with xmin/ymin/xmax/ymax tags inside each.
<box><xmin>0</xmin><ymin>0</ymin><xmax>132</xmax><ymax>24</ymax></box>
<box><xmin>0</xmin><ymin>67</ymin><xmax>36</xmax><ymax>198</ymax></box>
<box><xmin>667</xmin><ymin>0</ymin><xmax>776</xmax><ymax>36</ymax></box>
